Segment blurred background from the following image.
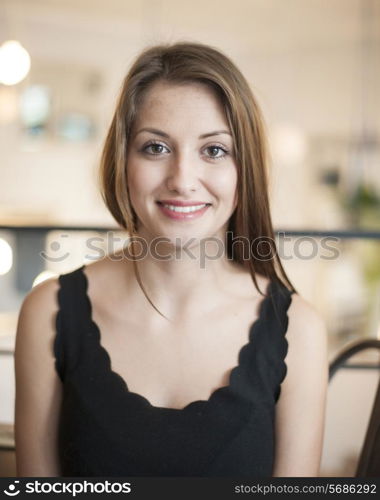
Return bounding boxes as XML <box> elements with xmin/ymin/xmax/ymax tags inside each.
<box><xmin>0</xmin><ymin>0</ymin><xmax>379</xmax><ymax>477</ymax></box>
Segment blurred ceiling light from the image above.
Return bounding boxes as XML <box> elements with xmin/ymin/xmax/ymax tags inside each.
<box><xmin>32</xmin><ymin>270</ymin><xmax>58</xmax><ymax>287</ymax></box>
<box><xmin>0</xmin><ymin>40</ymin><xmax>31</xmax><ymax>85</ymax></box>
<box><xmin>0</xmin><ymin>238</ymin><xmax>13</xmax><ymax>275</ymax></box>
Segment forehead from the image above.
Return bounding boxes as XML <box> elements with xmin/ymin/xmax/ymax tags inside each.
<box><xmin>134</xmin><ymin>80</ymin><xmax>227</xmax><ymax>124</ymax></box>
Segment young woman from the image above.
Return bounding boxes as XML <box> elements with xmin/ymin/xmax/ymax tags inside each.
<box><xmin>14</xmin><ymin>41</ymin><xmax>328</xmax><ymax>477</ymax></box>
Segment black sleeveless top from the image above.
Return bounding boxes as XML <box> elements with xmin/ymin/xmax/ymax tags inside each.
<box><xmin>54</xmin><ymin>264</ymin><xmax>294</xmax><ymax>477</ymax></box>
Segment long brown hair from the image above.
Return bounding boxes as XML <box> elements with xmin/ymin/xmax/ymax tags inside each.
<box><xmin>98</xmin><ymin>41</ymin><xmax>297</xmax><ymax>319</ymax></box>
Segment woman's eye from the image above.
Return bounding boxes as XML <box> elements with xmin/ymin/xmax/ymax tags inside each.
<box><xmin>142</xmin><ymin>142</ymin><xmax>169</xmax><ymax>155</ymax></box>
<box><xmin>204</xmin><ymin>145</ymin><xmax>228</xmax><ymax>160</ymax></box>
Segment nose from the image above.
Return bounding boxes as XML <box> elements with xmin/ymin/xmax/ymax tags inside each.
<box><xmin>165</xmin><ymin>152</ymin><xmax>198</xmax><ymax>194</ymax></box>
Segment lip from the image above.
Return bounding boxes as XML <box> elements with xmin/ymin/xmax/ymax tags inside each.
<box><xmin>156</xmin><ymin>199</ymin><xmax>212</xmax><ymax>207</ymax></box>
<box><xmin>156</xmin><ymin>201</ymin><xmax>211</xmax><ymax>221</ymax></box>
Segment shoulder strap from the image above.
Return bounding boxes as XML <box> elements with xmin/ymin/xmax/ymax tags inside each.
<box><xmin>54</xmin><ymin>265</ymin><xmax>88</xmax><ymax>382</ymax></box>
<box><xmin>257</xmin><ymin>279</ymin><xmax>294</xmax><ymax>403</ymax></box>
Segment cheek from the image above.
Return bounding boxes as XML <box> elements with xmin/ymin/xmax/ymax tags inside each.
<box><xmin>210</xmin><ymin>167</ymin><xmax>238</xmax><ymax>204</ymax></box>
<box><xmin>127</xmin><ymin>162</ymin><xmax>159</xmax><ymax>202</ymax></box>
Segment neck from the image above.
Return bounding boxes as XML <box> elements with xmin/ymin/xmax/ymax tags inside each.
<box><xmin>122</xmin><ymin>227</ymin><xmax>244</xmax><ymax>320</ymax></box>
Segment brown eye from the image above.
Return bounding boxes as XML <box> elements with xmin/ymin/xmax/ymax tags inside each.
<box><xmin>142</xmin><ymin>141</ymin><xmax>169</xmax><ymax>155</ymax></box>
<box><xmin>203</xmin><ymin>145</ymin><xmax>229</xmax><ymax>160</ymax></box>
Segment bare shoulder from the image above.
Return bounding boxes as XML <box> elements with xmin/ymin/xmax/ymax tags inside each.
<box><xmin>15</xmin><ymin>275</ymin><xmax>62</xmax><ymax>372</ymax></box>
<box><xmin>17</xmin><ymin>275</ymin><xmax>60</xmax><ymax>329</ymax></box>
<box><xmin>15</xmin><ymin>276</ymin><xmax>63</xmax><ymax>476</ymax></box>
<box><xmin>281</xmin><ymin>290</ymin><xmax>329</xmax><ymax>392</ymax></box>
<box><xmin>286</xmin><ymin>291</ymin><xmax>328</xmax><ymax>356</ymax></box>
<box><xmin>272</xmin><ymin>290</ymin><xmax>329</xmax><ymax>477</ymax></box>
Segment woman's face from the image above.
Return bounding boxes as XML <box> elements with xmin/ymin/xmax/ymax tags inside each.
<box><xmin>127</xmin><ymin>80</ymin><xmax>238</xmax><ymax>249</ymax></box>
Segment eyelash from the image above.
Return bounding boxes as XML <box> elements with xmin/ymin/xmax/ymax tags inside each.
<box><xmin>140</xmin><ymin>140</ymin><xmax>230</xmax><ymax>161</ymax></box>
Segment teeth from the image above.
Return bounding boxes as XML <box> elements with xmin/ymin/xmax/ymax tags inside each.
<box><xmin>162</xmin><ymin>203</ymin><xmax>207</xmax><ymax>213</ymax></box>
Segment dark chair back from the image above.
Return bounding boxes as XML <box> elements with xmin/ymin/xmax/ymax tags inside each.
<box><xmin>329</xmin><ymin>339</ymin><xmax>380</xmax><ymax>477</ymax></box>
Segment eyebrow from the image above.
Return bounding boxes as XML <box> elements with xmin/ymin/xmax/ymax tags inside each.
<box><xmin>134</xmin><ymin>127</ymin><xmax>232</xmax><ymax>139</ymax></box>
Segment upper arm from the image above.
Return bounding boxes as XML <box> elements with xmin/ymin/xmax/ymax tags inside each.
<box><xmin>272</xmin><ymin>293</ymin><xmax>329</xmax><ymax>477</ymax></box>
<box><xmin>14</xmin><ymin>277</ymin><xmax>63</xmax><ymax>477</ymax></box>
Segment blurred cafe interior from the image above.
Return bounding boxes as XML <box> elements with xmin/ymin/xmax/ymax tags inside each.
<box><xmin>0</xmin><ymin>0</ymin><xmax>379</xmax><ymax>477</ymax></box>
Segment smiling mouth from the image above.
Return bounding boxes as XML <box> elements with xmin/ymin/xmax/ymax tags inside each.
<box><xmin>155</xmin><ymin>201</ymin><xmax>212</xmax><ymax>220</ymax></box>
<box><xmin>156</xmin><ymin>201</ymin><xmax>212</xmax><ymax>213</ymax></box>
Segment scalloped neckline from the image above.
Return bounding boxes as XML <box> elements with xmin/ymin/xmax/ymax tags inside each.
<box><xmin>79</xmin><ymin>264</ymin><xmax>274</xmax><ymax>412</ymax></box>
